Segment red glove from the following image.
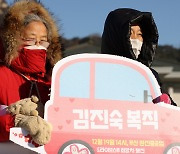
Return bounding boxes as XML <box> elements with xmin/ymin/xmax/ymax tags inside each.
<box><xmin>152</xmin><ymin>93</ymin><xmax>171</xmax><ymax>104</ymax></box>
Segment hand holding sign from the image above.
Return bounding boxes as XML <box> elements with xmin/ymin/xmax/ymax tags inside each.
<box><xmin>153</xmin><ymin>93</ymin><xmax>171</xmax><ymax>104</ymax></box>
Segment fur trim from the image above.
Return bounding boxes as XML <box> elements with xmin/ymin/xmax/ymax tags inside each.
<box><xmin>0</xmin><ymin>0</ymin><xmax>62</xmax><ymax>68</ymax></box>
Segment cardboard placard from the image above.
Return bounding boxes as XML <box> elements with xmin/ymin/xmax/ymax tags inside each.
<box><xmin>10</xmin><ymin>54</ymin><xmax>180</xmax><ymax>154</ymax></box>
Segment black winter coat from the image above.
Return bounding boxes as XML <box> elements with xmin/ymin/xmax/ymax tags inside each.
<box><xmin>101</xmin><ymin>8</ymin><xmax>176</xmax><ymax>106</ymax></box>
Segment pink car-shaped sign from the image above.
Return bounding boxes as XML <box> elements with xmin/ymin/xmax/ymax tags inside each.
<box><xmin>43</xmin><ymin>54</ymin><xmax>180</xmax><ymax>154</ymax></box>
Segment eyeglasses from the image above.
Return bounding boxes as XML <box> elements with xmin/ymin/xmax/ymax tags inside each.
<box><xmin>22</xmin><ymin>38</ymin><xmax>50</xmax><ymax>48</ymax></box>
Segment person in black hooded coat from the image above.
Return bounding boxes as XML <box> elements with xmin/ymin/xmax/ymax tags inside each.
<box><xmin>101</xmin><ymin>8</ymin><xmax>176</xmax><ymax>106</ymax></box>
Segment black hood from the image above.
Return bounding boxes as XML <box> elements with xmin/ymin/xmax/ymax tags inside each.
<box><xmin>101</xmin><ymin>8</ymin><xmax>159</xmax><ymax>67</ymax></box>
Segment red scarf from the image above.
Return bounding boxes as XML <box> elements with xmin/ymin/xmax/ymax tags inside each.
<box><xmin>11</xmin><ymin>48</ymin><xmax>47</xmax><ymax>77</ymax></box>
<box><xmin>11</xmin><ymin>47</ymin><xmax>51</xmax><ymax>85</ymax></box>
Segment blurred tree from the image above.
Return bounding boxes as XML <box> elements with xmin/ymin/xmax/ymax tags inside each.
<box><xmin>156</xmin><ymin>45</ymin><xmax>180</xmax><ymax>63</ymax></box>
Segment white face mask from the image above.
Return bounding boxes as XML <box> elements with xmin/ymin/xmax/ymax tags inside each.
<box><xmin>130</xmin><ymin>39</ymin><xmax>143</xmax><ymax>59</ymax></box>
<box><xmin>24</xmin><ymin>45</ymin><xmax>47</xmax><ymax>50</ymax></box>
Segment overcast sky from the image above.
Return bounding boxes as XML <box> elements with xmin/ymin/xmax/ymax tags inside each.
<box><xmin>6</xmin><ymin>0</ymin><xmax>180</xmax><ymax>48</ymax></box>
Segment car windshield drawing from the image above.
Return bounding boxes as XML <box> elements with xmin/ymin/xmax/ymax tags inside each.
<box><xmin>59</xmin><ymin>60</ymin><xmax>158</xmax><ymax>103</ymax></box>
